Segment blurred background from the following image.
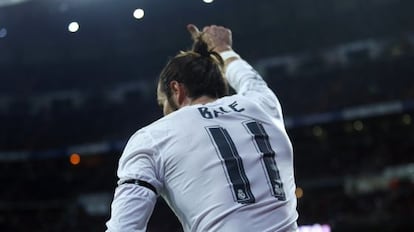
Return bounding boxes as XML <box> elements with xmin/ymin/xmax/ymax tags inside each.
<box><xmin>1</xmin><ymin>0</ymin><xmax>414</xmax><ymax>231</ymax></box>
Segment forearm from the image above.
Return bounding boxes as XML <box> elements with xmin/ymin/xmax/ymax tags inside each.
<box><xmin>223</xmin><ymin>56</ymin><xmax>256</xmax><ymax>93</ymax></box>
<box><xmin>218</xmin><ymin>49</ymin><xmax>265</xmax><ymax>91</ymax></box>
<box><xmin>190</xmin><ymin>25</ymin><xmax>283</xmax><ymax>118</ymax></box>
<box><xmin>220</xmin><ymin>51</ymin><xmax>283</xmax><ymax>119</ymax></box>
<box><xmin>106</xmin><ymin>184</ymin><xmax>157</xmax><ymax>232</ymax></box>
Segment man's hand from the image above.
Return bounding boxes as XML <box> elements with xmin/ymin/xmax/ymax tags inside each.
<box><xmin>187</xmin><ymin>24</ymin><xmax>233</xmax><ymax>53</ymax></box>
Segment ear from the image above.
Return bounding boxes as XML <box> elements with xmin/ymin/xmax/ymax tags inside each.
<box><xmin>169</xmin><ymin>81</ymin><xmax>188</xmax><ymax>107</ymax></box>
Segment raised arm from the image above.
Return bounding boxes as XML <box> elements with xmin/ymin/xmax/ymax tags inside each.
<box><xmin>188</xmin><ymin>24</ymin><xmax>284</xmax><ymax>119</ymax></box>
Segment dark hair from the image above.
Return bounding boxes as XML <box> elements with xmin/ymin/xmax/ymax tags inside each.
<box><xmin>158</xmin><ymin>36</ymin><xmax>229</xmax><ymax>100</ymax></box>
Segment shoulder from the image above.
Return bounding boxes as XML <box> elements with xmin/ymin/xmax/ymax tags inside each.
<box><xmin>126</xmin><ymin>119</ymin><xmax>166</xmax><ymax>149</ymax></box>
<box><xmin>127</xmin><ymin>110</ymin><xmax>189</xmax><ymax>147</ymax></box>
<box><xmin>118</xmin><ymin>120</ymin><xmax>168</xmax><ymax>174</ymax></box>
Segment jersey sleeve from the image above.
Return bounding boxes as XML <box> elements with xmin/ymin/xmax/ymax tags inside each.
<box><xmin>225</xmin><ymin>59</ymin><xmax>284</xmax><ymax>120</ymax></box>
<box><xmin>116</xmin><ymin>130</ymin><xmax>163</xmax><ymax>190</ymax></box>
<box><xmin>106</xmin><ymin>130</ymin><xmax>163</xmax><ymax>231</ymax></box>
<box><xmin>106</xmin><ymin>184</ymin><xmax>157</xmax><ymax>232</ymax></box>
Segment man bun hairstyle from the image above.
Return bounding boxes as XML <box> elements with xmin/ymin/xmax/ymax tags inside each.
<box><xmin>192</xmin><ymin>36</ymin><xmax>224</xmax><ymax>64</ymax></box>
<box><xmin>159</xmin><ymin>35</ymin><xmax>229</xmax><ymax>100</ymax></box>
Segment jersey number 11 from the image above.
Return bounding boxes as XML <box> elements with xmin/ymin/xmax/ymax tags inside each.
<box><xmin>207</xmin><ymin>120</ymin><xmax>286</xmax><ymax>204</ymax></box>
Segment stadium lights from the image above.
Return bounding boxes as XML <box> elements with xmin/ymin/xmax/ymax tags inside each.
<box><xmin>133</xmin><ymin>8</ymin><xmax>145</xmax><ymax>19</ymax></box>
<box><xmin>295</xmin><ymin>187</ymin><xmax>304</xmax><ymax>199</ymax></box>
<box><xmin>353</xmin><ymin>120</ymin><xmax>364</xmax><ymax>131</ymax></box>
<box><xmin>402</xmin><ymin>114</ymin><xmax>412</xmax><ymax>125</ymax></box>
<box><xmin>298</xmin><ymin>224</ymin><xmax>331</xmax><ymax>232</ymax></box>
<box><xmin>0</xmin><ymin>28</ymin><xmax>7</xmax><ymax>38</ymax></box>
<box><xmin>70</xmin><ymin>153</ymin><xmax>81</xmax><ymax>165</ymax></box>
<box><xmin>68</xmin><ymin>22</ymin><xmax>80</xmax><ymax>33</ymax></box>
<box><xmin>0</xmin><ymin>0</ymin><xmax>31</xmax><ymax>7</ymax></box>
<box><xmin>312</xmin><ymin>126</ymin><xmax>323</xmax><ymax>137</ymax></box>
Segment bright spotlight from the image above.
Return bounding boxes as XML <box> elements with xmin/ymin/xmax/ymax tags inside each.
<box><xmin>203</xmin><ymin>0</ymin><xmax>214</xmax><ymax>3</ymax></box>
<box><xmin>133</xmin><ymin>8</ymin><xmax>145</xmax><ymax>19</ymax></box>
<box><xmin>68</xmin><ymin>22</ymin><xmax>80</xmax><ymax>33</ymax></box>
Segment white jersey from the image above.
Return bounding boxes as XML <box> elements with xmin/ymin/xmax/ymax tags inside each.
<box><xmin>106</xmin><ymin>59</ymin><xmax>298</xmax><ymax>232</ymax></box>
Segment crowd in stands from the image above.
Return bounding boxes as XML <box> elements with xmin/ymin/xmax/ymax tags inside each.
<box><xmin>1</xmin><ymin>40</ymin><xmax>414</xmax><ymax>152</ymax></box>
<box><xmin>266</xmin><ymin>40</ymin><xmax>414</xmax><ymax>116</ymax></box>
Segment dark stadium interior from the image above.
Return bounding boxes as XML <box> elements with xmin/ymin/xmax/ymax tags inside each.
<box><xmin>1</xmin><ymin>0</ymin><xmax>414</xmax><ymax>231</ymax></box>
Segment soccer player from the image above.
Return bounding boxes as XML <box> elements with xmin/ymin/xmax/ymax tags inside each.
<box><xmin>106</xmin><ymin>24</ymin><xmax>299</xmax><ymax>232</ymax></box>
